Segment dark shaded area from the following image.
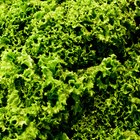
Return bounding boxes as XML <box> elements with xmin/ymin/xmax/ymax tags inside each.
<box><xmin>56</xmin><ymin>0</ymin><xmax>66</xmax><ymax>4</ymax></box>
<box><xmin>18</xmin><ymin>64</ymin><xmax>28</xmax><ymax>74</ymax></box>
<box><xmin>135</xmin><ymin>16</ymin><xmax>140</xmax><ymax>26</ymax></box>
<box><xmin>0</xmin><ymin>85</ymin><xmax>8</xmax><ymax>107</ymax></box>
<box><xmin>14</xmin><ymin>77</ymin><xmax>25</xmax><ymax>91</ymax></box>
<box><xmin>16</xmin><ymin>21</ymin><xmax>27</xmax><ymax>34</ymax></box>
<box><xmin>59</xmin><ymin>33</ymin><xmax>128</xmax><ymax>72</ymax></box>
<box><xmin>43</xmin><ymin>85</ymin><xmax>59</xmax><ymax>107</ymax></box>
<box><xmin>0</xmin><ymin>46</ymin><xmax>5</xmax><ymax>57</ymax></box>
<box><xmin>14</xmin><ymin>77</ymin><xmax>26</xmax><ymax>102</ymax></box>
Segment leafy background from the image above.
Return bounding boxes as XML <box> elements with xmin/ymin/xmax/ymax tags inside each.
<box><xmin>0</xmin><ymin>0</ymin><xmax>140</xmax><ymax>139</ymax></box>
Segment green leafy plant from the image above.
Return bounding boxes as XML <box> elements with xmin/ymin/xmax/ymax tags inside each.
<box><xmin>0</xmin><ymin>0</ymin><xmax>140</xmax><ymax>139</ymax></box>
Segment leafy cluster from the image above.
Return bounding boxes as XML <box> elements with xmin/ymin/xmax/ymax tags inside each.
<box><xmin>0</xmin><ymin>0</ymin><xmax>140</xmax><ymax>139</ymax></box>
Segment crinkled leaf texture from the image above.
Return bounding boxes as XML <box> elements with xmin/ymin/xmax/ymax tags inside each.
<box><xmin>0</xmin><ymin>0</ymin><xmax>140</xmax><ymax>139</ymax></box>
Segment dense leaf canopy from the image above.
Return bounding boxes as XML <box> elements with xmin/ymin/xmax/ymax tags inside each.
<box><xmin>0</xmin><ymin>0</ymin><xmax>140</xmax><ymax>139</ymax></box>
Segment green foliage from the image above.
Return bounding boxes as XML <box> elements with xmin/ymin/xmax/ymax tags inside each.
<box><xmin>0</xmin><ymin>0</ymin><xmax>140</xmax><ymax>139</ymax></box>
